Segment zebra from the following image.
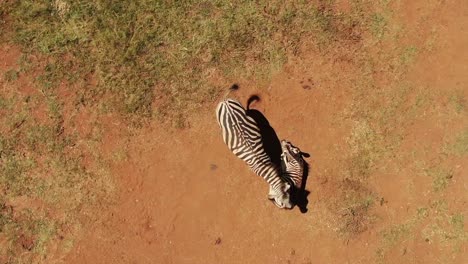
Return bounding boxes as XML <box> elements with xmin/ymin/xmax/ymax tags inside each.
<box><xmin>280</xmin><ymin>140</ymin><xmax>306</xmax><ymax>189</ymax></box>
<box><xmin>280</xmin><ymin>139</ymin><xmax>309</xmax><ymax>212</ymax></box>
<box><xmin>216</xmin><ymin>88</ymin><xmax>302</xmax><ymax>209</ymax></box>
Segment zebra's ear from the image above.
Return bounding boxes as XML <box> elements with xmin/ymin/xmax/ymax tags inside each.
<box><xmin>283</xmin><ymin>182</ymin><xmax>291</xmax><ymax>192</ymax></box>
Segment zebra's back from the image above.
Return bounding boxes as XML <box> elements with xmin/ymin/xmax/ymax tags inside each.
<box><xmin>216</xmin><ymin>99</ymin><xmax>279</xmax><ymax>180</ymax></box>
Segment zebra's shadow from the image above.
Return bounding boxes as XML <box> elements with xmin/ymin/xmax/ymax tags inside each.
<box><xmin>246</xmin><ymin>95</ymin><xmax>282</xmax><ymax>167</ymax></box>
<box><xmin>246</xmin><ymin>95</ymin><xmax>310</xmax><ymax>213</ymax></box>
<box><xmin>290</xmin><ymin>161</ymin><xmax>311</xmax><ymax>214</ymax></box>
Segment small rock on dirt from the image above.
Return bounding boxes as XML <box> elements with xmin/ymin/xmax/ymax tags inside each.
<box><xmin>210</xmin><ymin>164</ymin><xmax>218</xmax><ymax>171</ymax></box>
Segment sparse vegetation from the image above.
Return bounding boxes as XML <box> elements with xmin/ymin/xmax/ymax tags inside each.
<box><xmin>346</xmin><ymin>120</ymin><xmax>382</xmax><ymax>179</ymax></box>
<box><xmin>446</xmin><ymin>129</ymin><xmax>468</xmax><ymax>156</ymax></box>
<box><xmin>421</xmin><ymin>202</ymin><xmax>467</xmax><ymax>253</ymax></box>
<box><xmin>1</xmin><ymin>0</ymin><xmax>351</xmax><ymax>124</ymax></box>
<box><xmin>377</xmin><ymin>201</ymin><xmax>466</xmax><ymax>262</ymax></box>
<box><xmin>0</xmin><ymin>0</ymin><xmax>466</xmax><ymax>263</ymax></box>
<box><xmin>335</xmin><ymin>5</ymin><xmax>467</xmax><ymax>263</ymax></box>
<box><xmin>0</xmin><ymin>83</ymin><xmax>114</xmax><ymax>261</ymax></box>
<box><xmin>3</xmin><ymin>69</ymin><xmax>19</xmax><ymax>82</ymax></box>
<box><xmin>423</xmin><ymin>166</ymin><xmax>454</xmax><ymax>192</ymax></box>
<box><xmin>449</xmin><ymin>90</ymin><xmax>466</xmax><ymax>114</ymax></box>
<box><xmin>370</xmin><ymin>13</ymin><xmax>387</xmax><ymax>39</ymax></box>
<box><xmin>0</xmin><ymin>0</ymin><xmax>357</xmax><ymax>261</ymax></box>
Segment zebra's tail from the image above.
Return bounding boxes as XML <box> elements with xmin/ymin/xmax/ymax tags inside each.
<box><xmin>223</xmin><ymin>83</ymin><xmax>239</xmax><ymax>98</ymax></box>
<box><xmin>246</xmin><ymin>95</ymin><xmax>260</xmax><ymax>110</ymax></box>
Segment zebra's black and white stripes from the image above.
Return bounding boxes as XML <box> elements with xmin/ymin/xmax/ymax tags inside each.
<box><xmin>216</xmin><ymin>98</ymin><xmax>292</xmax><ymax>209</ymax></box>
<box><xmin>280</xmin><ymin>140</ymin><xmax>305</xmax><ymax>189</ymax></box>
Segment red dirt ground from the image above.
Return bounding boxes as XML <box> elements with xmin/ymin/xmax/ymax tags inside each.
<box><xmin>65</xmin><ymin>83</ymin><xmax>364</xmax><ymax>264</ymax></box>
<box><xmin>65</xmin><ymin>1</ymin><xmax>467</xmax><ymax>262</ymax></box>
<box><xmin>1</xmin><ymin>1</ymin><xmax>466</xmax><ymax>264</ymax></box>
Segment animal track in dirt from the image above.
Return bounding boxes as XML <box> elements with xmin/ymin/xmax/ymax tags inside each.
<box><xmin>300</xmin><ymin>78</ymin><xmax>314</xmax><ymax>90</ymax></box>
<box><xmin>210</xmin><ymin>164</ymin><xmax>218</xmax><ymax>170</ymax></box>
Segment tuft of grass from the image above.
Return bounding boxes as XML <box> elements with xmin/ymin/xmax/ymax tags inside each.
<box><xmin>376</xmin><ymin>222</ymin><xmax>413</xmax><ymax>263</ymax></box>
<box><xmin>423</xmin><ymin>166</ymin><xmax>454</xmax><ymax>192</ymax></box>
<box><xmin>370</xmin><ymin>13</ymin><xmax>387</xmax><ymax>39</ymax></box>
<box><xmin>417</xmin><ymin>207</ymin><xmax>430</xmax><ymax>219</ymax></box>
<box><xmin>336</xmin><ymin>178</ymin><xmax>376</xmax><ymax>237</ymax></box>
<box><xmin>4</xmin><ymin>69</ymin><xmax>19</xmax><ymax>82</ymax></box>
<box><xmin>446</xmin><ymin>129</ymin><xmax>468</xmax><ymax>156</ymax></box>
<box><xmin>339</xmin><ymin>195</ymin><xmax>375</xmax><ymax>236</ymax></box>
<box><xmin>422</xmin><ymin>205</ymin><xmax>467</xmax><ymax>253</ymax></box>
<box><xmin>448</xmin><ymin>90</ymin><xmax>466</xmax><ymax>114</ymax></box>
<box><xmin>400</xmin><ymin>46</ymin><xmax>418</xmax><ymax>66</ymax></box>
<box><xmin>381</xmin><ymin>223</ymin><xmax>412</xmax><ymax>247</ymax></box>
<box><xmin>32</xmin><ymin>218</ymin><xmax>56</xmax><ymax>256</ymax></box>
<box><xmin>450</xmin><ymin>214</ymin><xmax>465</xmax><ymax>235</ymax></box>
<box><xmin>346</xmin><ymin>120</ymin><xmax>382</xmax><ymax>179</ymax></box>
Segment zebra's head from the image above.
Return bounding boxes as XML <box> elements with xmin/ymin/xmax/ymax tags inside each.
<box><xmin>280</xmin><ymin>140</ymin><xmax>305</xmax><ymax>188</ymax></box>
<box><xmin>268</xmin><ymin>183</ymin><xmax>292</xmax><ymax>209</ymax></box>
<box><xmin>281</xmin><ymin>140</ymin><xmax>303</xmax><ymax>162</ymax></box>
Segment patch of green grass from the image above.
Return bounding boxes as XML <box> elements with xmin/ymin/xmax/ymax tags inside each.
<box><xmin>422</xmin><ymin>207</ymin><xmax>467</xmax><ymax>253</ymax></box>
<box><xmin>370</xmin><ymin>13</ymin><xmax>387</xmax><ymax>39</ymax></box>
<box><xmin>112</xmin><ymin>145</ymin><xmax>129</xmax><ymax>163</ymax></box>
<box><xmin>346</xmin><ymin>120</ymin><xmax>382</xmax><ymax>179</ymax></box>
<box><xmin>423</xmin><ymin>166</ymin><xmax>453</xmax><ymax>192</ymax></box>
<box><xmin>376</xmin><ymin>222</ymin><xmax>413</xmax><ymax>263</ymax></box>
<box><xmin>375</xmin><ymin>197</ymin><xmax>466</xmax><ymax>264</ymax></box>
<box><xmin>344</xmin><ymin>84</ymin><xmax>415</xmax><ymax>179</ymax></box>
<box><xmin>333</xmin><ymin>1</ymin><xmax>431</xmax><ymax>242</ymax></box>
<box><xmin>377</xmin><ymin>202</ymin><xmax>466</xmax><ymax>262</ymax></box>
<box><xmin>382</xmin><ymin>223</ymin><xmax>412</xmax><ymax>247</ymax></box>
<box><xmin>445</xmin><ymin>129</ymin><xmax>468</xmax><ymax>156</ymax></box>
<box><xmin>0</xmin><ymin>96</ymin><xmax>8</xmax><ymax>109</ymax></box>
<box><xmin>413</xmin><ymin>87</ymin><xmax>432</xmax><ymax>111</ymax></box>
<box><xmin>4</xmin><ymin>69</ymin><xmax>19</xmax><ymax>82</ymax></box>
<box><xmin>36</xmin><ymin>62</ymin><xmax>67</xmax><ymax>91</ymax></box>
<box><xmin>400</xmin><ymin>46</ymin><xmax>418</xmax><ymax>65</ymax></box>
<box><xmin>417</xmin><ymin>207</ymin><xmax>430</xmax><ymax>219</ymax></box>
<box><xmin>0</xmin><ymin>207</ymin><xmax>56</xmax><ymax>261</ymax></box>
<box><xmin>450</xmin><ymin>214</ymin><xmax>465</xmax><ymax>235</ymax></box>
<box><xmin>0</xmin><ymin>87</ymin><xmax>114</xmax><ymax>262</ymax></box>
<box><xmin>1</xmin><ymin>0</ymin><xmax>350</xmax><ymax>124</ymax></box>
<box><xmin>32</xmin><ymin>218</ymin><xmax>57</xmax><ymax>256</ymax></box>
<box><xmin>448</xmin><ymin>89</ymin><xmax>466</xmax><ymax>114</ymax></box>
